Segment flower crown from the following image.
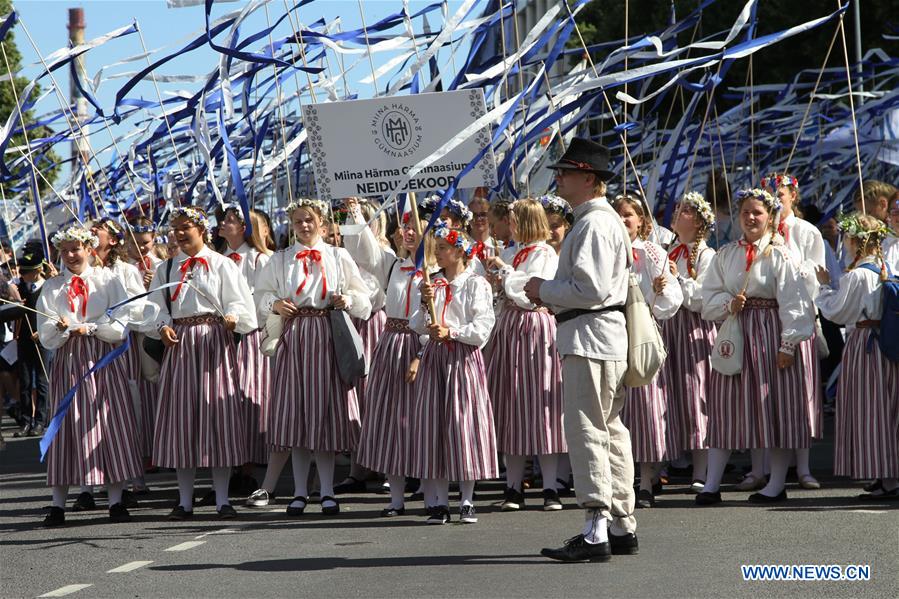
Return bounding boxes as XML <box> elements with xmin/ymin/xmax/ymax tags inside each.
<box><xmin>445</xmin><ymin>198</ymin><xmax>473</xmax><ymax>226</ymax></box>
<box><xmin>171</xmin><ymin>206</ymin><xmax>211</xmax><ymax>230</ymax></box>
<box><xmin>837</xmin><ymin>212</ymin><xmax>893</xmax><ymax>243</ymax></box>
<box><xmin>129</xmin><ymin>223</ymin><xmax>155</xmax><ymax>235</ymax></box>
<box><xmin>735</xmin><ymin>188</ymin><xmax>782</xmax><ymax>214</ymax></box>
<box><xmin>432</xmin><ymin>221</ymin><xmax>474</xmax><ymax>255</ymax></box>
<box><xmin>221</xmin><ymin>203</ymin><xmax>245</xmax><ymax>222</ymax></box>
<box><xmin>51</xmin><ymin>226</ymin><xmax>99</xmax><ymax>249</ymax></box>
<box><xmin>536</xmin><ymin>194</ymin><xmax>574</xmax><ymax>225</ymax></box>
<box><xmin>678</xmin><ymin>191</ymin><xmax>716</xmax><ymax>228</ymax></box>
<box><xmin>286</xmin><ymin>198</ymin><xmax>328</xmax><ymax>216</ymax></box>
<box><xmin>760</xmin><ymin>173</ymin><xmax>799</xmax><ymax>191</ymax></box>
<box><xmin>93</xmin><ymin>217</ymin><xmax>124</xmax><ymax>239</ymax></box>
<box><xmin>419</xmin><ymin>195</ymin><xmax>442</xmax><ymax>215</ymax></box>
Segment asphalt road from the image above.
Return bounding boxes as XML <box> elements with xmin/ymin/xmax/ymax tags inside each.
<box><xmin>1</xmin><ymin>414</ymin><xmax>896</xmax><ymax>599</ymax></box>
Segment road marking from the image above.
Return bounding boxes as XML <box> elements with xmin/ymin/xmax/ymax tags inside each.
<box><xmin>164</xmin><ymin>540</ymin><xmax>206</xmax><ymax>551</ymax></box>
<box><xmin>194</xmin><ymin>528</ymin><xmax>239</xmax><ymax>539</ymax></box>
<box><xmin>847</xmin><ymin>509</ymin><xmax>888</xmax><ymax>514</ymax></box>
<box><xmin>38</xmin><ymin>584</ymin><xmax>93</xmax><ymax>597</ymax></box>
<box><xmin>107</xmin><ymin>560</ymin><xmax>154</xmax><ymax>573</ymax></box>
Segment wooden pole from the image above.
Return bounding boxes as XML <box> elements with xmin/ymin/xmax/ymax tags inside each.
<box><xmin>405</xmin><ymin>192</ymin><xmax>438</xmax><ymax>323</ymax></box>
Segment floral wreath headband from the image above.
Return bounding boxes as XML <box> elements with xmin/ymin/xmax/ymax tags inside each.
<box><xmin>441</xmin><ymin>197</ymin><xmax>473</xmax><ymax>226</ymax></box>
<box><xmin>93</xmin><ymin>217</ymin><xmax>124</xmax><ymax>240</ymax></box>
<box><xmin>760</xmin><ymin>173</ymin><xmax>799</xmax><ymax>191</ymax></box>
<box><xmin>836</xmin><ymin>212</ymin><xmax>894</xmax><ymax>243</ymax></box>
<box><xmin>51</xmin><ymin>226</ymin><xmax>100</xmax><ymax>249</ymax></box>
<box><xmin>677</xmin><ymin>191</ymin><xmax>716</xmax><ymax>229</ymax></box>
<box><xmin>129</xmin><ymin>223</ymin><xmax>156</xmax><ymax>235</ymax></box>
<box><xmin>286</xmin><ymin>198</ymin><xmax>329</xmax><ymax>217</ymax></box>
<box><xmin>432</xmin><ymin>221</ymin><xmax>474</xmax><ymax>255</ymax></box>
<box><xmin>536</xmin><ymin>194</ymin><xmax>574</xmax><ymax>225</ymax></box>
<box><xmin>735</xmin><ymin>188</ymin><xmax>783</xmax><ymax>214</ymax></box>
<box><xmin>221</xmin><ymin>203</ymin><xmax>245</xmax><ymax>222</ymax></box>
<box><xmin>170</xmin><ymin>206</ymin><xmax>211</xmax><ymax>230</ymax></box>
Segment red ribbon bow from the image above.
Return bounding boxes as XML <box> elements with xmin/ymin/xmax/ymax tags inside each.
<box><xmin>138</xmin><ymin>255</ymin><xmax>153</xmax><ymax>272</ymax></box>
<box><xmin>432</xmin><ymin>278</ymin><xmax>452</xmax><ymax>325</ymax></box>
<box><xmin>512</xmin><ymin>245</ymin><xmax>539</xmax><ymax>269</ymax></box>
<box><xmin>228</xmin><ymin>252</ymin><xmax>242</xmax><ymax>264</ymax></box>
<box><xmin>632</xmin><ymin>248</ymin><xmax>639</xmax><ymax>263</ymax></box>
<box><xmin>295</xmin><ymin>249</ymin><xmax>327</xmax><ymax>299</ymax></box>
<box><xmin>738</xmin><ymin>240</ymin><xmax>757</xmax><ymax>272</ymax></box>
<box><xmin>400</xmin><ymin>265</ymin><xmax>423</xmax><ymax>317</ymax></box>
<box><xmin>470</xmin><ymin>241</ymin><xmax>487</xmax><ymax>261</ymax></box>
<box><xmin>777</xmin><ymin>221</ymin><xmax>790</xmax><ymax>243</ymax></box>
<box><xmin>171</xmin><ymin>256</ymin><xmax>209</xmax><ymax>301</ymax></box>
<box><xmin>66</xmin><ymin>275</ymin><xmax>89</xmax><ymax>317</ymax></box>
<box><xmin>668</xmin><ymin>243</ymin><xmax>689</xmax><ymax>262</ymax></box>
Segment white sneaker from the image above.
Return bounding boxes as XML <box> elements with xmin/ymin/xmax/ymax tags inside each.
<box><xmin>460</xmin><ymin>504</ymin><xmax>478</xmax><ymax>524</ymax></box>
<box><xmin>690</xmin><ymin>480</ymin><xmax>705</xmax><ymax>493</ymax></box>
<box><xmin>246</xmin><ymin>489</ymin><xmax>274</xmax><ymax>507</ymax></box>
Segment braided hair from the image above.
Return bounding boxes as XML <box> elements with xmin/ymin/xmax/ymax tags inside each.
<box><xmin>686</xmin><ymin>221</ymin><xmax>711</xmax><ymax>279</ymax></box>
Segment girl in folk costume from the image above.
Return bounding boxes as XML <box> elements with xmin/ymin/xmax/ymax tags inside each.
<box><xmin>484</xmin><ymin>199</ymin><xmax>565</xmax><ymax>512</ymax></box>
<box><xmin>125</xmin><ymin>216</ymin><xmax>167</xmax><ymax>289</ymax></box>
<box><xmin>538</xmin><ymin>194</ymin><xmax>574</xmax><ymax>256</ymax></box>
<box><xmin>343</xmin><ymin>198</ymin><xmax>436</xmax><ymax>516</ymax></box>
<box><xmin>815</xmin><ymin>213</ymin><xmax>899</xmax><ymax>499</ymax></box>
<box><xmin>251</xmin><ymin>199</ymin><xmax>371</xmax><ymax>517</ymax></box>
<box><xmin>696</xmin><ymin>189</ymin><xmax>815</xmax><ymax>506</ymax></box>
<box><xmin>37</xmin><ymin>226</ymin><xmax>144</xmax><ymax>526</ymax></box>
<box><xmin>468</xmin><ymin>197</ymin><xmax>501</xmax><ymax>261</ymax></box>
<box><xmin>611</xmin><ymin>194</ymin><xmax>683</xmax><ymax>508</ymax></box>
<box><xmin>149</xmin><ymin>206</ymin><xmax>258</xmax><ymax>520</ymax></box>
<box><xmin>217</xmin><ymin>207</ymin><xmax>273</xmax><ymax>485</ymax></box>
<box><xmin>663</xmin><ymin>192</ymin><xmax>717</xmax><ymax>492</ymax></box>
<box><xmin>762</xmin><ymin>173</ymin><xmax>825</xmax><ymax>490</ymax></box>
<box><xmin>409</xmin><ymin>224</ymin><xmax>498</xmax><ymax>525</ymax></box>
<box><xmin>853</xmin><ymin>181</ymin><xmax>899</xmax><ymax>272</ymax></box>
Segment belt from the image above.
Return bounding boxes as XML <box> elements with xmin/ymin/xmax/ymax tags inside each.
<box><xmin>173</xmin><ymin>315</ymin><xmax>223</xmax><ymax>326</ymax></box>
<box><xmin>504</xmin><ymin>301</ymin><xmax>550</xmax><ymax>314</ymax></box>
<box><xmin>555</xmin><ymin>304</ymin><xmax>624</xmax><ymax>324</ymax></box>
<box><xmin>856</xmin><ymin>320</ymin><xmax>880</xmax><ymax>328</ymax></box>
<box><xmin>744</xmin><ymin>298</ymin><xmax>778</xmax><ymax>310</ymax></box>
<box><xmin>385</xmin><ymin>318</ymin><xmax>413</xmax><ymax>333</ymax></box>
<box><xmin>289</xmin><ymin>307</ymin><xmax>329</xmax><ymax>318</ymax></box>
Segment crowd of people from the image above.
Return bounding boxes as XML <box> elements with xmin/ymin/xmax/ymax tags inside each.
<box><xmin>1</xmin><ymin>138</ymin><xmax>897</xmax><ymax>562</ymax></box>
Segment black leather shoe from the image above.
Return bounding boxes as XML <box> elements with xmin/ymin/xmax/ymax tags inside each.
<box><xmin>109</xmin><ymin>503</ymin><xmax>132</xmax><ymax>523</ymax></box>
<box><xmin>72</xmin><ymin>491</ymin><xmax>96</xmax><ymax>512</ymax></box>
<box><xmin>858</xmin><ymin>487</ymin><xmax>899</xmax><ymax>501</ymax></box>
<box><xmin>320</xmin><ymin>496</ymin><xmax>340</xmax><ymax>515</ymax></box>
<box><xmin>167</xmin><ymin>505</ymin><xmax>194</xmax><ymax>521</ymax></box>
<box><xmin>43</xmin><ymin>506</ymin><xmax>65</xmax><ymax>527</ymax></box>
<box><xmin>541</xmin><ymin>535</ymin><xmax>611</xmax><ymax>563</ymax></box>
<box><xmin>121</xmin><ymin>489</ymin><xmax>139</xmax><ymax>509</ymax></box>
<box><xmin>286</xmin><ymin>496</ymin><xmax>308</xmax><ymax>516</ymax></box>
<box><xmin>608</xmin><ymin>530</ymin><xmax>639</xmax><ymax>555</ymax></box>
<box><xmin>333</xmin><ymin>477</ymin><xmax>367</xmax><ymax>495</ymax></box>
<box><xmin>748</xmin><ymin>490</ymin><xmax>787</xmax><ymax>504</ymax></box>
<box><xmin>636</xmin><ymin>489</ymin><xmax>654</xmax><ymax>508</ymax></box>
<box><xmin>217</xmin><ymin>504</ymin><xmax>238</xmax><ymax>519</ymax></box>
<box><xmin>380</xmin><ymin>506</ymin><xmax>405</xmax><ymax>517</ymax></box>
<box><xmin>863</xmin><ymin>479</ymin><xmax>882</xmax><ymax>493</ymax></box>
<box><xmin>195</xmin><ymin>489</ymin><xmax>217</xmax><ymax>507</ymax></box>
<box><xmin>694</xmin><ymin>491</ymin><xmax>722</xmax><ymax>506</ymax></box>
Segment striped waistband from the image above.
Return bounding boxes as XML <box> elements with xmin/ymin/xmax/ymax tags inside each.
<box><xmin>289</xmin><ymin>307</ymin><xmax>329</xmax><ymax>318</ymax></box>
<box><xmin>504</xmin><ymin>301</ymin><xmax>550</xmax><ymax>314</ymax></box>
<box><xmin>856</xmin><ymin>319</ymin><xmax>880</xmax><ymax>329</ymax></box>
<box><xmin>173</xmin><ymin>315</ymin><xmax>222</xmax><ymax>327</ymax></box>
<box><xmin>744</xmin><ymin>298</ymin><xmax>778</xmax><ymax>310</ymax></box>
<box><xmin>385</xmin><ymin>318</ymin><xmax>413</xmax><ymax>333</ymax></box>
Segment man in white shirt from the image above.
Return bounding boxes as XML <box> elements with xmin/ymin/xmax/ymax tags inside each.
<box><xmin>524</xmin><ymin>138</ymin><xmax>635</xmax><ymax>563</ymax></box>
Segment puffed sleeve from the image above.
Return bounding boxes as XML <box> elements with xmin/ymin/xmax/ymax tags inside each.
<box><xmin>450</xmin><ymin>276</ymin><xmax>495</xmax><ymax>348</ymax></box>
<box><xmin>641</xmin><ymin>245</ymin><xmax>682</xmax><ymax>321</ymax></box>
<box><xmin>335</xmin><ymin>248</ymin><xmax>373</xmax><ymax>321</ymax></box>
<box><xmin>36</xmin><ymin>282</ymin><xmax>69</xmax><ymax>350</ymax></box>
<box><xmin>771</xmin><ymin>247</ymin><xmax>815</xmax><ymax>353</ymax></box>
<box><xmin>147</xmin><ymin>259</ymin><xmax>173</xmax><ymax>339</ymax></box>
<box><xmin>94</xmin><ymin>275</ymin><xmax>129</xmax><ymax>343</ymax></box>
<box><xmin>219</xmin><ymin>258</ymin><xmax>259</xmax><ymax>334</ymax></box>
<box><xmin>502</xmin><ymin>247</ymin><xmax>558</xmax><ymax>309</ymax></box>
<box><xmin>815</xmin><ymin>270</ymin><xmax>868</xmax><ymax>325</ymax></box>
<box><xmin>342</xmin><ymin>207</ymin><xmax>396</xmax><ymax>287</ymax></box>
<box><xmin>679</xmin><ymin>247</ymin><xmax>715</xmax><ymax>312</ymax></box>
<box><xmin>701</xmin><ymin>248</ymin><xmax>734</xmax><ymax>322</ymax></box>
<box><xmin>254</xmin><ymin>251</ymin><xmax>283</xmax><ymax>321</ymax></box>
<box><xmin>119</xmin><ymin>262</ymin><xmax>146</xmax><ymax>298</ymax></box>
<box><xmin>540</xmin><ymin>225</ymin><xmax>623</xmax><ymax>309</ymax></box>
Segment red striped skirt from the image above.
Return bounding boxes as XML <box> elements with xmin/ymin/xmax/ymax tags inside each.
<box><xmin>357</xmin><ymin>325</ymin><xmax>422</xmax><ymax>476</ymax></box>
<box><xmin>834</xmin><ymin>328</ymin><xmax>899</xmax><ymax>479</ymax></box>
<box><xmin>237</xmin><ymin>329</ymin><xmax>271</xmax><ymax>464</ymax></box>
<box><xmin>798</xmin><ymin>336</ymin><xmax>823</xmax><ymax>438</ymax></box>
<box><xmin>621</xmin><ymin>368</ymin><xmax>676</xmax><ymax>462</ymax></box>
<box><xmin>352</xmin><ymin>308</ymin><xmax>387</xmax><ymax>419</ymax></box>
<box><xmin>706</xmin><ymin>305</ymin><xmax>811</xmax><ymax>450</ymax></box>
<box><xmin>486</xmin><ymin>305</ymin><xmax>566</xmax><ymax>455</ymax></box>
<box><xmin>46</xmin><ymin>335</ymin><xmax>143</xmax><ymax>486</ymax></box>
<box><xmin>123</xmin><ymin>332</ymin><xmax>154</xmax><ymax>457</ymax></box>
<box><xmin>660</xmin><ymin>308</ymin><xmax>716</xmax><ymax>450</ymax></box>
<box><xmin>409</xmin><ymin>341</ymin><xmax>499</xmax><ymax>481</ymax></box>
<box><xmin>268</xmin><ymin>312</ymin><xmax>360</xmax><ymax>452</ymax></box>
<box><xmin>152</xmin><ymin>317</ymin><xmax>247</xmax><ymax>468</ymax></box>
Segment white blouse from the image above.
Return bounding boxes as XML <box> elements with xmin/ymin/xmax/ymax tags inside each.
<box><xmin>36</xmin><ymin>266</ymin><xmax>130</xmax><ymax>350</ymax></box>
<box><xmin>409</xmin><ymin>268</ymin><xmax>495</xmax><ymax>348</ymax></box>
<box><xmin>147</xmin><ymin>245</ymin><xmax>258</xmax><ymax>335</ymax></box>
<box><xmin>497</xmin><ymin>241</ymin><xmax>558</xmax><ymax>310</ymax></box>
<box><xmin>883</xmin><ymin>236</ymin><xmax>899</xmax><ymax>274</ymax></box>
<box><xmin>220</xmin><ymin>242</ymin><xmax>271</xmax><ymax>292</ymax></box>
<box><xmin>132</xmin><ymin>253</ymin><xmax>163</xmax><ymax>280</ymax></box>
<box><xmin>701</xmin><ymin>234</ymin><xmax>815</xmax><ymax>352</ymax></box>
<box><xmin>632</xmin><ymin>238</ymin><xmax>683</xmax><ymax>321</ymax></box>
<box><xmin>779</xmin><ymin>213</ymin><xmax>826</xmax><ymax>297</ymax></box>
<box><xmin>255</xmin><ymin>239</ymin><xmax>372</xmax><ymax>322</ymax></box>
<box><xmin>815</xmin><ymin>258</ymin><xmax>884</xmax><ymax>331</ymax></box>
<box><xmin>668</xmin><ymin>238</ymin><xmax>716</xmax><ymax>313</ymax></box>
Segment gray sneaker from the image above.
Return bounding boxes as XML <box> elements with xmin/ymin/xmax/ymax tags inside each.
<box><xmin>459</xmin><ymin>504</ymin><xmax>478</xmax><ymax>524</ymax></box>
<box><xmin>246</xmin><ymin>489</ymin><xmax>275</xmax><ymax>507</ymax></box>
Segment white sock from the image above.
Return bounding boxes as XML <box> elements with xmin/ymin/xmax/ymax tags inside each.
<box><xmin>435</xmin><ymin>478</ymin><xmax>449</xmax><ymax>507</ymax></box>
<box><xmin>750</xmin><ymin>448</ymin><xmax>766</xmax><ymax>480</ymax></box>
<box><xmin>387</xmin><ymin>474</ymin><xmax>405</xmax><ymax>509</ymax></box>
<box><xmin>261</xmin><ymin>450</ymin><xmax>290</xmax><ymax>493</ymax></box>
<box><xmin>539</xmin><ymin>454</ymin><xmax>559</xmax><ymax>492</ymax></box>
<box><xmin>419</xmin><ymin>478</ymin><xmax>434</xmax><ymax>508</ymax></box>
<box><xmin>639</xmin><ymin>463</ymin><xmax>659</xmax><ymax>492</ymax></box>
<box><xmin>795</xmin><ymin>447</ymin><xmax>812</xmax><ymax>478</ymax></box>
<box><xmin>108</xmin><ymin>482</ymin><xmax>124</xmax><ymax>507</ymax></box>
<box><xmin>51</xmin><ymin>485</ymin><xmax>68</xmax><ymax>509</ymax></box>
<box><xmin>176</xmin><ymin>468</ymin><xmax>195</xmax><ymax>511</ymax></box>
<box><xmin>703</xmin><ymin>448</ymin><xmax>732</xmax><ymax>493</ymax></box>
<box><xmin>759</xmin><ymin>448</ymin><xmax>791</xmax><ymax>497</ymax></box>
<box><xmin>582</xmin><ymin>509</ymin><xmax>608</xmax><ymax>544</ymax></box>
<box><xmin>212</xmin><ymin>467</ymin><xmax>231</xmax><ymax>508</ymax></box>
<box><xmin>290</xmin><ymin>448</ymin><xmax>312</xmax><ymax>504</ymax></box>
<box><xmin>459</xmin><ymin>480</ymin><xmax>475</xmax><ymax>507</ymax></box>
<box><xmin>692</xmin><ymin>449</ymin><xmax>708</xmax><ymax>482</ymax></box>
<box><xmin>504</xmin><ymin>454</ymin><xmax>526</xmax><ymax>492</ymax></box>
<box><xmin>315</xmin><ymin>451</ymin><xmax>337</xmax><ymax>507</ymax></box>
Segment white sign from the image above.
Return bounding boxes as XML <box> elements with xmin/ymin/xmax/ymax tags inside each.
<box><xmin>302</xmin><ymin>89</ymin><xmax>497</xmax><ymax>200</ymax></box>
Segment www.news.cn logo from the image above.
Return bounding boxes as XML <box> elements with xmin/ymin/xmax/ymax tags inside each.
<box><xmin>741</xmin><ymin>564</ymin><xmax>871</xmax><ymax>581</ymax></box>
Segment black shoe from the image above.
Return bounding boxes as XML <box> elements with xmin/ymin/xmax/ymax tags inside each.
<box><xmin>109</xmin><ymin>503</ymin><xmax>132</xmax><ymax>523</ymax></box>
<box><xmin>694</xmin><ymin>491</ymin><xmax>722</xmax><ymax>506</ymax></box>
<box><xmin>286</xmin><ymin>496</ymin><xmax>308</xmax><ymax>516</ymax></box>
<box><xmin>540</xmin><ymin>535</ymin><xmax>612</xmax><ymax>563</ymax></box>
<box><xmin>748</xmin><ymin>490</ymin><xmax>787</xmax><ymax>504</ymax></box>
<box><xmin>425</xmin><ymin>505</ymin><xmax>450</xmax><ymax>525</ymax></box>
<box><xmin>501</xmin><ymin>486</ymin><xmax>525</xmax><ymax>511</ymax></box>
<box><xmin>13</xmin><ymin>422</ymin><xmax>33</xmax><ymax>438</ymax></box>
<box><xmin>380</xmin><ymin>506</ymin><xmax>405</xmax><ymax>517</ymax></box>
<box><xmin>863</xmin><ymin>479</ymin><xmax>882</xmax><ymax>493</ymax></box>
<box><xmin>43</xmin><ymin>506</ymin><xmax>65</xmax><ymax>527</ymax></box>
<box><xmin>555</xmin><ymin>478</ymin><xmax>574</xmax><ymax>497</ymax></box>
<box><xmin>636</xmin><ymin>489</ymin><xmax>654</xmax><ymax>508</ymax></box>
<box><xmin>608</xmin><ymin>530</ymin><xmax>639</xmax><ymax>555</ymax></box>
<box><xmin>333</xmin><ymin>477</ymin><xmax>367</xmax><ymax>495</ymax></box>
<box><xmin>167</xmin><ymin>505</ymin><xmax>194</xmax><ymax>521</ymax></box>
<box><xmin>858</xmin><ymin>487</ymin><xmax>899</xmax><ymax>501</ymax></box>
<box><xmin>217</xmin><ymin>504</ymin><xmax>238</xmax><ymax>519</ymax></box>
<box><xmin>72</xmin><ymin>491</ymin><xmax>96</xmax><ymax>512</ymax></box>
<box><xmin>459</xmin><ymin>504</ymin><xmax>478</xmax><ymax>524</ymax></box>
<box><xmin>652</xmin><ymin>480</ymin><xmax>663</xmax><ymax>495</ymax></box>
<box><xmin>320</xmin><ymin>496</ymin><xmax>340</xmax><ymax>515</ymax></box>
<box><xmin>542</xmin><ymin>489</ymin><xmax>563</xmax><ymax>511</ymax></box>
<box><xmin>121</xmin><ymin>489</ymin><xmax>139</xmax><ymax>509</ymax></box>
<box><xmin>195</xmin><ymin>489</ymin><xmax>217</xmax><ymax>507</ymax></box>
<box><xmin>32</xmin><ymin>423</ymin><xmax>45</xmax><ymax>436</ymax></box>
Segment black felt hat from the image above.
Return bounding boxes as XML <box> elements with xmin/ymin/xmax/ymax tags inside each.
<box><xmin>547</xmin><ymin>137</ymin><xmax>615</xmax><ymax>181</ymax></box>
<box><xmin>17</xmin><ymin>251</ymin><xmax>43</xmax><ymax>272</ymax></box>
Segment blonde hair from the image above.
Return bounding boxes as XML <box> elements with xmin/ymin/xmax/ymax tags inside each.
<box><xmin>854</xmin><ymin>180</ymin><xmax>898</xmax><ymax>211</ymax></box>
<box><xmin>610</xmin><ymin>194</ymin><xmax>652</xmax><ymax>240</ymax></box>
<box><xmin>511</xmin><ymin>199</ymin><xmax>551</xmax><ymax>244</ymax></box>
<box><xmin>845</xmin><ymin>213</ymin><xmax>890</xmax><ymax>280</ymax></box>
<box><xmin>247</xmin><ymin>210</ymin><xmax>274</xmax><ymax>256</ymax></box>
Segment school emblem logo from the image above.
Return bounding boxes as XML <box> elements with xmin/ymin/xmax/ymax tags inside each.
<box><xmin>371</xmin><ymin>104</ymin><xmax>423</xmax><ymax>158</ymax></box>
<box><xmin>718</xmin><ymin>340</ymin><xmax>734</xmax><ymax>359</ymax></box>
